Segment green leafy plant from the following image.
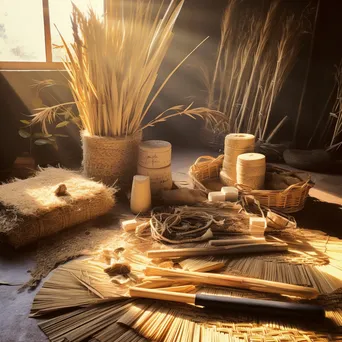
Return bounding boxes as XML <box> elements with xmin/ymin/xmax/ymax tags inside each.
<box><xmin>18</xmin><ymin>118</ymin><xmax>69</xmax><ymax>155</ymax></box>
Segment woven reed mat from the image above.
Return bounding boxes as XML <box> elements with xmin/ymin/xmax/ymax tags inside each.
<box><xmin>0</xmin><ymin>167</ymin><xmax>116</xmax><ymax>248</ymax></box>
<box><xmin>31</xmin><ymin>220</ymin><xmax>342</xmax><ymax>341</ymax></box>
<box><xmin>82</xmin><ymin>130</ymin><xmax>142</xmax><ymax>187</ymax></box>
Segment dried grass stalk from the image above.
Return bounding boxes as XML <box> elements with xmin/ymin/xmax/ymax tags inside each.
<box><xmin>32</xmin><ymin>1</ymin><xmax>218</xmax><ymax>137</ymax></box>
<box><xmin>203</xmin><ymin>1</ymin><xmax>303</xmax><ymax>141</ymax></box>
<box><xmin>327</xmin><ymin>62</ymin><xmax>342</xmax><ymax>151</ymax></box>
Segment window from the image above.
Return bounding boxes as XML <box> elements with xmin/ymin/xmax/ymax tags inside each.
<box><xmin>0</xmin><ymin>0</ymin><xmax>104</xmax><ymax>70</ymax></box>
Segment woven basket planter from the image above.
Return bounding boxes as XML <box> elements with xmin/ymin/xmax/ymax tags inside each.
<box><xmin>82</xmin><ymin>130</ymin><xmax>142</xmax><ymax>187</ymax></box>
<box><xmin>189</xmin><ymin>155</ymin><xmax>313</xmax><ymax>213</ymax></box>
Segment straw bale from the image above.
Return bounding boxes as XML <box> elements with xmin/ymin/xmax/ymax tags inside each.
<box><xmin>0</xmin><ymin>167</ymin><xmax>116</xmax><ymax>248</ymax></box>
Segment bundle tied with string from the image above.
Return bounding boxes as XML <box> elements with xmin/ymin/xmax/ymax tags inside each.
<box><xmin>237</xmin><ymin>153</ymin><xmax>266</xmax><ymax>190</ymax></box>
<box><xmin>0</xmin><ymin>167</ymin><xmax>115</xmax><ymax>248</ymax></box>
<box><xmin>220</xmin><ymin>134</ymin><xmax>255</xmax><ymax>185</ymax></box>
<box><xmin>82</xmin><ymin>130</ymin><xmax>142</xmax><ymax>187</ymax></box>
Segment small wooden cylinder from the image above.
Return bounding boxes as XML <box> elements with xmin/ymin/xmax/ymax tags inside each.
<box><xmin>137</xmin><ymin>164</ymin><xmax>172</xmax><ymax>195</ymax></box>
<box><xmin>208</xmin><ymin>191</ymin><xmax>226</xmax><ymax>202</ymax></box>
<box><xmin>221</xmin><ymin>186</ymin><xmax>238</xmax><ymax>202</ymax></box>
<box><xmin>130</xmin><ymin>175</ymin><xmax>151</xmax><ymax>214</ymax></box>
<box><xmin>138</xmin><ymin>140</ymin><xmax>171</xmax><ymax>169</ymax></box>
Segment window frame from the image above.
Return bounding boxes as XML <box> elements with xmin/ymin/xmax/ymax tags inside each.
<box><xmin>0</xmin><ymin>0</ymin><xmax>105</xmax><ymax>70</ymax></box>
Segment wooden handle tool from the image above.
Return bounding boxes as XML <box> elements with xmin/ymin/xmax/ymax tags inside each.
<box><xmin>209</xmin><ymin>238</ymin><xmax>266</xmax><ymax>246</ymax></box>
<box><xmin>144</xmin><ymin>266</ymin><xmax>319</xmax><ymax>299</ymax></box>
<box><xmin>147</xmin><ymin>242</ymin><xmax>288</xmax><ymax>259</ymax></box>
<box><xmin>129</xmin><ymin>287</ymin><xmax>325</xmax><ymax>321</ymax></box>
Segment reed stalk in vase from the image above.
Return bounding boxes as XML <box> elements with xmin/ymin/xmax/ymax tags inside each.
<box><xmin>201</xmin><ymin>0</ymin><xmax>304</xmax><ymax>147</ymax></box>
<box><xmin>32</xmin><ymin>0</ymin><xmax>218</xmax><ymax>186</ymax></box>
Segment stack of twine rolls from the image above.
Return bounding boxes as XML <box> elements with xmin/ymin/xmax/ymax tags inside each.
<box><xmin>237</xmin><ymin>153</ymin><xmax>266</xmax><ymax>190</ymax></box>
<box><xmin>137</xmin><ymin>140</ymin><xmax>173</xmax><ymax>194</ymax></box>
<box><xmin>220</xmin><ymin>134</ymin><xmax>255</xmax><ymax>186</ymax></box>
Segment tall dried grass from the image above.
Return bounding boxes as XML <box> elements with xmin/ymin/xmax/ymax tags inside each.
<box><xmin>32</xmin><ymin>1</ymin><xmax>218</xmax><ymax>137</ymax></box>
<box><xmin>326</xmin><ymin>62</ymin><xmax>342</xmax><ymax>151</ymax></box>
<box><xmin>203</xmin><ymin>1</ymin><xmax>303</xmax><ymax>142</ymax></box>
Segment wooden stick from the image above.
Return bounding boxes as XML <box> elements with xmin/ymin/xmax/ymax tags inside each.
<box><xmin>144</xmin><ymin>266</ymin><xmax>319</xmax><ymax>299</ymax></box>
<box><xmin>209</xmin><ymin>238</ymin><xmax>266</xmax><ymax>246</ymax></box>
<box><xmin>147</xmin><ymin>242</ymin><xmax>288</xmax><ymax>259</ymax></box>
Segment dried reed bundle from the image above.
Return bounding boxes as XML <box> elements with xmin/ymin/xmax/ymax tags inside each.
<box><xmin>32</xmin><ymin>262</ymin><xmax>342</xmax><ymax>342</ymax></box>
<box><xmin>32</xmin><ymin>1</ymin><xmax>218</xmax><ymax>138</ymax></box>
<box><xmin>31</xmin><ymin>224</ymin><xmax>342</xmax><ymax>342</ymax></box>
<box><xmin>203</xmin><ymin>1</ymin><xmax>303</xmax><ymax>142</ymax></box>
<box><xmin>324</xmin><ymin>62</ymin><xmax>342</xmax><ymax>151</ymax></box>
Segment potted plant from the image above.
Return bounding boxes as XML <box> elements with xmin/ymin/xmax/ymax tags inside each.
<box><xmin>32</xmin><ymin>0</ymin><xmax>217</xmax><ymax>187</ymax></box>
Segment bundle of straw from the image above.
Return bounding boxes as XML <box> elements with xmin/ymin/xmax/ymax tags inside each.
<box><xmin>32</xmin><ymin>1</ymin><xmax>220</xmax><ymax>185</ymax></box>
<box><xmin>202</xmin><ymin>0</ymin><xmax>304</xmax><ymax>143</ymax></box>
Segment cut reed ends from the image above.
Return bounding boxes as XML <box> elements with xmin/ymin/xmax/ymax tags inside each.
<box><xmin>32</xmin><ymin>0</ymin><xmax>221</xmax><ymax>137</ymax></box>
<box><xmin>203</xmin><ymin>1</ymin><xmax>304</xmax><ymax>142</ymax></box>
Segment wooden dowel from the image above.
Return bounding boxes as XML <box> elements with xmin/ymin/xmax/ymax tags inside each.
<box><xmin>130</xmin><ymin>287</ymin><xmax>195</xmax><ymax>304</ymax></box>
<box><xmin>144</xmin><ymin>266</ymin><xmax>318</xmax><ymax>299</ymax></box>
<box><xmin>147</xmin><ymin>242</ymin><xmax>288</xmax><ymax>259</ymax></box>
<box><xmin>209</xmin><ymin>238</ymin><xmax>266</xmax><ymax>246</ymax></box>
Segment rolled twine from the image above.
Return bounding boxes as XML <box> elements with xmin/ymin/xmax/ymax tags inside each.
<box><xmin>237</xmin><ymin>153</ymin><xmax>266</xmax><ymax>190</ymax></box>
<box><xmin>221</xmin><ymin>134</ymin><xmax>255</xmax><ymax>185</ymax></box>
<box><xmin>82</xmin><ymin>130</ymin><xmax>142</xmax><ymax>187</ymax></box>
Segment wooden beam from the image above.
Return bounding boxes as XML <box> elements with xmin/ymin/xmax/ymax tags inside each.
<box><xmin>0</xmin><ymin>62</ymin><xmax>64</xmax><ymax>71</ymax></box>
<box><xmin>42</xmin><ymin>0</ymin><xmax>53</xmax><ymax>62</ymax></box>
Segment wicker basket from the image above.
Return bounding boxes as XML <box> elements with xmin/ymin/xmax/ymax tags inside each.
<box><xmin>189</xmin><ymin>155</ymin><xmax>314</xmax><ymax>213</ymax></box>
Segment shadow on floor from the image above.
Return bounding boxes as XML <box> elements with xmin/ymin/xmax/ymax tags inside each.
<box><xmin>294</xmin><ymin>196</ymin><xmax>342</xmax><ymax>239</ymax></box>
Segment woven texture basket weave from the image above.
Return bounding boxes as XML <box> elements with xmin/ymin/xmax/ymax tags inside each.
<box><xmin>189</xmin><ymin>155</ymin><xmax>313</xmax><ymax>213</ymax></box>
<box><xmin>82</xmin><ymin>130</ymin><xmax>142</xmax><ymax>187</ymax></box>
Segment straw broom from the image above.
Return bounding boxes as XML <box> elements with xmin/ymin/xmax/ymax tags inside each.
<box><xmin>32</xmin><ymin>1</ymin><xmax>222</xmax><ymax>138</ymax></box>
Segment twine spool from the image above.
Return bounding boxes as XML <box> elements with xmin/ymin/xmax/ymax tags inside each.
<box><xmin>219</xmin><ymin>169</ymin><xmax>234</xmax><ymax>186</ymax></box>
<box><xmin>138</xmin><ymin>140</ymin><xmax>171</xmax><ymax>169</ymax></box>
<box><xmin>225</xmin><ymin>133</ymin><xmax>255</xmax><ymax>148</ymax></box>
<box><xmin>82</xmin><ymin>130</ymin><xmax>142</xmax><ymax>187</ymax></box>
<box><xmin>130</xmin><ymin>175</ymin><xmax>151</xmax><ymax>214</ymax></box>
<box><xmin>237</xmin><ymin>153</ymin><xmax>266</xmax><ymax>190</ymax></box>
<box><xmin>137</xmin><ymin>164</ymin><xmax>172</xmax><ymax>195</ymax></box>
<box><xmin>221</xmin><ymin>134</ymin><xmax>255</xmax><ymax>184</ymax></box>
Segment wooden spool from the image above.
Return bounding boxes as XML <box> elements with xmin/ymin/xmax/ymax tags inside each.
<box><xmin>137</xmin><ymin>140</ymin><xmax>172</xmax><ymax>194</ymax></box>
<box><xmin>138</xmin><ymin>140</ymin><xmax>171</xmax><ymax>169</ymax></box>
<box><xmin>137</xmin><ymin>164</ymin><xmax>172</xmax><ymax>194</ymax></box>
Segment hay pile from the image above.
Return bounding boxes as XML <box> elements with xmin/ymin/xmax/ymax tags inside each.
<box><xmin>0</xmin><ymin>168</ymin><xmax>116</xmax><ymax>248</ymax></box>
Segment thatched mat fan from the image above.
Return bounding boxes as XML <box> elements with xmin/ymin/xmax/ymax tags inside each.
<box><xmin>31</xmin><ymin>209</ymin><xmax>342</xmax><ymax>342</ymax></box>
